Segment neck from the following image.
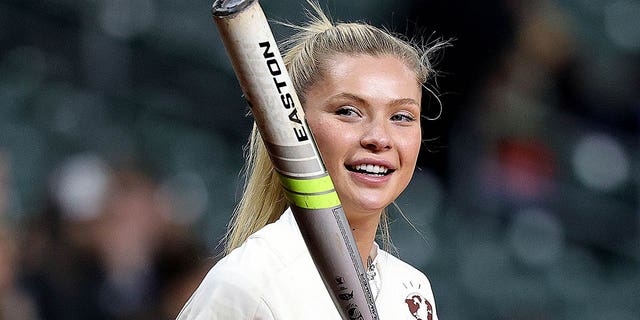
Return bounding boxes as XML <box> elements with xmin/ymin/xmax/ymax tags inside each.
<box><xmin>347</xmin><ymin>209</ymin><xmax>382</xmax><ymax>267</ymax></box>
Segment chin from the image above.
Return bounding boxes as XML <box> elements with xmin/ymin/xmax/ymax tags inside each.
<box><xmin>348</xmin><ymin>195</ymin><xmax>392</xmax><ymax>214</ymax></box>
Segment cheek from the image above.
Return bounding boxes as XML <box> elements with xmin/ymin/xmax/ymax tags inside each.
<box><xmin>307</xmin><ymin>119</ymin><xmax>345</xmax><ymax>166</ymax></box>
<box><xmin>398</xmin><ymin>129</ymin><xmax>422</xmax><ymax>166</ymax></box>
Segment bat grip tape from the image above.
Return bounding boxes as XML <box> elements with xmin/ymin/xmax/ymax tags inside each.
<box><xmin>278</xmin><ymin>174</ymin><xmax>341</xmax><ymax>209</ymax></box>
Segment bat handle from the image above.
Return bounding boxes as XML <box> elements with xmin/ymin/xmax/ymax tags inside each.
<box><xmin>212</xmin><ymin>0</ymin><xmax>257</xmax><ymax>17</ymax></box>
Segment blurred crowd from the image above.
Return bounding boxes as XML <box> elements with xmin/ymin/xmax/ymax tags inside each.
<box><xmin>403</xmin><ymin>1</ymin><xmax>639</xmax><ymax>318</ymax></box>
<box><xmin>1</xmin><ymin>154</ymin><xmax>214</xmax><ymax>319</ymax></box>
<box><xmin>1</xmin><ymin>0</ymin><xmax>638</xmax><ymax>319</ymax></box>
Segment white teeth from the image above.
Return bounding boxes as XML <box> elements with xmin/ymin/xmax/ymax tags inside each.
<box><xmin>352</xmin><ymin>164</ymin><xmax>389</xmax><ymax>174</ymax></box>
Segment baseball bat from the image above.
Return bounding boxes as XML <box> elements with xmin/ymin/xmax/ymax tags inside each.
<box><xmin>211</xmin><ymin>0</ymin><xmax>379</xmax><ymax>319</ymax></box>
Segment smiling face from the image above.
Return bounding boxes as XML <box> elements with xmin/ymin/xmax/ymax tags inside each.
<box><xmin>303</xmin><ymin>54</ymin><xmax>422</xmax><ymax>222</ymax></box>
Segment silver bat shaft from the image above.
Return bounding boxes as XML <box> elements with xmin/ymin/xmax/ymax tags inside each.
<box><xmin>211</xmin><ymin>0</ymin><xmax>379</xmax><ymax>319</ymax></box>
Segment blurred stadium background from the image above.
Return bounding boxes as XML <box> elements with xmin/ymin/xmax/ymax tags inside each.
<box><xmin>0</xmin><ymin>0</ymin><xmax>638</xmax><ymax>319</ymax></box>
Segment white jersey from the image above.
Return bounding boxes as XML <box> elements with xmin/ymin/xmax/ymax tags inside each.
<box><xmin>177</xmin><ymin>208</ymin><xmax>438</xmax><ymax>320</ymax></box>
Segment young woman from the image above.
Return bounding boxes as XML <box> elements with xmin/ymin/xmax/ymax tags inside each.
<box><xmin>178</xmin><ymin>2</ymin><xmax>444</xmax><ymax>319</ymax></box>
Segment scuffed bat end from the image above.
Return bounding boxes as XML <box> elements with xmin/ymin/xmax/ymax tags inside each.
<box><xmin>212</xmin><ymin>0</ymin><xmax>258</xmax><ymax>17</ymax></box>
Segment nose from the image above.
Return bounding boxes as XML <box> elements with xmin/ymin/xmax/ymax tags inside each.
<box><xmin>360</xmin><ymin>118</ymin><xmax>392</xmax><ymax>151</ymax></box>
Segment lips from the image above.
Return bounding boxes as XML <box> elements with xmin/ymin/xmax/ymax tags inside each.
<box><xmin>346</xmin><ymin>161</ymin><xmax>396</xmax><ymax>176</ymax></box>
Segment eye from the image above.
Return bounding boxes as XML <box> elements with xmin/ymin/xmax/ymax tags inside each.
<box><xmin>335</xmin><ymin>106</ymin><xmax>361</xmax><ymax>117</ymax></box>
<box><xmin>390</xmin><ymin>112</ymin><xmax>416</xmax><ymax>122</ymax></box>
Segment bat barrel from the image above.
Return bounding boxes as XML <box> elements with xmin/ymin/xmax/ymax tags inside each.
<box><xmin>211</xmin><ymin>1</ymin><xmax>379</xmax><ymax>319</ymax></box>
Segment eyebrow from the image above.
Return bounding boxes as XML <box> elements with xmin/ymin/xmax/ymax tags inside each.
<box><xmin>328</xmin><ymin>92</ymin><xmax>419</xmax><ymax>107</ymax></box>
<box><xmin>389</xmin><ymin>98</ymin><xmax>420</xmax><ymax>108</ymax></box>
<box><xmin>328</xmin><ymin>92</ymin><xmax>366</xmax><ymax>105</ymax></box>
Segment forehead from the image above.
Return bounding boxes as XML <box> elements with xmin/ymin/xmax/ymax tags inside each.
<box><xmin>311</xmin><ymin>54</ymin><xmax>422</xmax><ymax>100</ymax></box>
<box><xmin>319</xmin><ymin>53</ymin><xmax>415</xmax><ymax>77</ymax></box>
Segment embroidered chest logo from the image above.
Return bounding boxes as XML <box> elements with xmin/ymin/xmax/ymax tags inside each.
<box><xmin>403</xmin><ymin>282</ymin><xmax>433</xmax><ymax>320</ymax></box>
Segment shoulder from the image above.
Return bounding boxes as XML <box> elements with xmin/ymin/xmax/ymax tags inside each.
<box><xmin>177</xmin><ymin>210</ymin><xmax>307</xmax><ymax>319</ymax></box>
<box><xmin>216</xmin><ymin>208</ymin><xmax>307</xmax><ymax>276</ymax></box>
<box><xmin>176</xmin><ymin>239</ymin><xmax>280</xmax><ymax>319</ymax></box>
<box><xmin>176</xmin><ymin>265</ymin><xmax>273</xmax><ymax>319</ymax></box>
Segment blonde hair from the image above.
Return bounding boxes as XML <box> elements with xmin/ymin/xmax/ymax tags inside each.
<box><xmin>224</xmin><ymin>1</ymin><xmax>444</xmax><ymax>255</ymax></box>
